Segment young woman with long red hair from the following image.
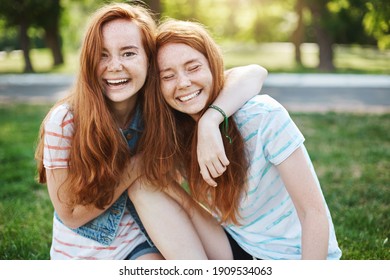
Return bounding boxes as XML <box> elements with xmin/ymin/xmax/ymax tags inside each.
<box><xmin>138</xmin><ymin>19</ymin><xmax>342</xmax><ymax>260</ymax></box>
<box><xmin>35</xmin><ymin>3</ymin><xmax>267</xmax><ymax>260</ymax></box>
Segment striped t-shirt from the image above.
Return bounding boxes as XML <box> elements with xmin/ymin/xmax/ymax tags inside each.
<box><xmin>43</xmin><ymin>103</ymin><xmax>146</xmax><ymax>259</ymax></box>
<box><xmin>223</xmin><ymin>95</ymin><xmax>342</xmax><ymax>260</ymax></box>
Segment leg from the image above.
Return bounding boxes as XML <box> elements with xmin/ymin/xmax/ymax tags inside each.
<box><xmin>136</xmin><ymin>253</ymin><xmax>165</xmax><ymax>260</ymax></box>
<box><xmin>125</xmin><ymin>240</ymin><xmax>165</xmax><ymax>260</ymax></box>
<box><xmin>164</xmin><ymin>182</ymin><xmax>233</xmax><ymax>260</ymax></box>
<box><xmin>128</xmin><ymin>180</ymin><xmax>208</xmax><ymax>260</ymax></box>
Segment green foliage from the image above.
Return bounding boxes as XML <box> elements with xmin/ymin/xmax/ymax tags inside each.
<box><xmin>304</xmin><ymin>0</ymin><xmax>389</xmax><ymax>48</ymax></box>
<box><xmin>1</xmin><ymin>0</ymin><xmax>389</xmax><ymax>52</ymax></box>
<box><xmin>59</xmin><ymin>0</ymin><xmax>109</xmax><ymax>51</ymax></box>
<box><xmin>363</xmin><ymin>1</ymin><xmax>390</xmax><ymax>50</ymax></box>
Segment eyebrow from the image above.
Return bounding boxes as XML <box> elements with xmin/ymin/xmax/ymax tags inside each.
<box><xmin>102</xmin><ymin>45</ymin><xmax>139</xmax><ymax>52</ymax></box>
<box><xmin>159</xmin><ymin>58</ymin><xmax>201</xmax><ymax>73</ymax></box>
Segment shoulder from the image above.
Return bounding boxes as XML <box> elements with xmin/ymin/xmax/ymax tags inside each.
<box><xmin>234</xmin><ymin>94</ymin><xmax>289</xmax><ymax>124</ymax></box>
<box><xmin>45</xmin><ymin>103</ymin><xmax>74</xmax><ymax>128</ymax></box>
<box><xmin>240</xmin><ymin>94</ymin><xmax>285</xmax><ymax>113</ymax></box>
<box><xmin>44</xmin><ymin>103</ymin><xmax>74</xmax><ymax>138</ymax></box>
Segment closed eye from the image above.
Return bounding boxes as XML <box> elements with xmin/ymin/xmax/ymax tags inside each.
<box><xmin>188</xmin><ymin>64</ymin><xmax>201</xmax><ymax>72</ymax></box>
<box><xmin>161</xmin><ymin>74</ymin><xmax>174</xmax><ymax>81</ymax></box>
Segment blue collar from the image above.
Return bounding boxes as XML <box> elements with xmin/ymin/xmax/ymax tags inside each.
<box><xmin>123</xmin><ymin>104</ymin><xmax>143</xmax><ymax>133</ymax></box>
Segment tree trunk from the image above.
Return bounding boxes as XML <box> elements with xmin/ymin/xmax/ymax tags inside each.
<box><xmin>306</xmin><ymin>1</ymin><xmax>335</xmax><ymax>71</ymax></box>
<box><xmin>292</xmin><ymin>0</ymin><xmax>304</xmax><ymax>65</ymax></box>
<box><xmin>43</xmin><ymin>0</ymin><xmax>63</xmax><ymax>66</ymax></box>
<box><xmin>20</xmin><ymin>21</ymin><xmax>34</xmax><ymax>73</ymax></box>
<box><xmin>45</xmin><ymin>26</ymin><xmax>64</xmax><ymax>66</ymax></box>
<box><xmin>316</xmin><ymin>27</ymin><xmax>335</xmax><ymax>71</ymax></box>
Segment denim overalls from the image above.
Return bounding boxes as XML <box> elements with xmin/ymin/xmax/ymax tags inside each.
<box><xmin>55</xmin><ymin>105</ymin><xmax>155</xmax><ymax>247</ymax></box>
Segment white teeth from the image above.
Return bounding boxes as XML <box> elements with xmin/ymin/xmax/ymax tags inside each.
<box><xmin>178</xmin><ymin>90</ymin><xmax>200</xmax><ymax>102</ymax></box>
<box><xmin>106</xmin><ymin>79</ymin><xmax>128</xmax><ymax>84</ymax></box>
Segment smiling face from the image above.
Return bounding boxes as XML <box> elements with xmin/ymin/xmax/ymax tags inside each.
<box><xmin>157</xmin><ymin>43</ymin><xmax>213</xmax><ymax>120</ymax></box>
<box><xmin>97</xmin><ymin>19</ymin><xmax>148</xmax><ymax>107</ymax></box>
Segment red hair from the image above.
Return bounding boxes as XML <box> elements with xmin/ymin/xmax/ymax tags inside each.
<box><xmin>35</xmin><ymin>3</ymin><xmax>157</xmax><ymax>209</ymax></box>
<box><xmin>140</xmin><ymin>20</ymin><xmax>248</xmax><ymax>224</ymax></box>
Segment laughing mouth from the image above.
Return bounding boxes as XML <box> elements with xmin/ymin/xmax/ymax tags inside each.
<box><xmin>177</xmin><ymin>90</ymin><xmax>201</xmax><ymax>102</ymax></box>
<box><xmin>105</xmin><ymin>78</ymin><xmax>129</xmax><ymax>86</ymax></box>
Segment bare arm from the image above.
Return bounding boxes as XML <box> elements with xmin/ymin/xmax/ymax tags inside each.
<box><xmin>277</xmin><ymin>147</ymin><xmax>329</xmax><ymax>259</ymax></box>
<box><xmin>46</xmin><ymin>159</ymin><xmax>141</xmax><ymax>229</ymax></box>
<box><xmin>197</xmin><ymin>64</ymin><xmax>268</xmax><ymax>186</ymax></box>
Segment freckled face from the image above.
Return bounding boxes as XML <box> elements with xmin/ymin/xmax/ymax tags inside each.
<box><xmin>157</xmin><ymin>43</ymin><xmax>213</xmax><ymax>120</ymax></box>
<box><xmin>97</xmin><ymin>19</ymin><xmax>148</xmax><ymax>107</ymax></box>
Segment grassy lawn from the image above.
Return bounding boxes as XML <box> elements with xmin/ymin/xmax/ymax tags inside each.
<box><xmin>0</xmin><ymin>103</ymin><xmax>389</xmax><ymax>259</ymax></box>
<box><xmin>0</xmin><ymin>43</ymin><xmax>389</xmax><ymax>74</ymax></box>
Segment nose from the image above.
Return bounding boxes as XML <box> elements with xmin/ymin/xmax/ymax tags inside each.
<box><xmin>107</xmin><ymin>56</ymin><xmax>123</xmax><ymax>72</ymax></box>
<box><xmin>177</xmin><ymin>72</ymin><xmax>191</xmax><ymax>89</ymax></box>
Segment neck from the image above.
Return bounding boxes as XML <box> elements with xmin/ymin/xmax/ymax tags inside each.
<box><xmin>111</xmin><ymin>97</ymin><xmax>138</xmax><ymax>129</ymax></box>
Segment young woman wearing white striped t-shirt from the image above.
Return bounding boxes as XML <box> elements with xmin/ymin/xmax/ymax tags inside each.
<box><xmin>138</xmin><ymin>19</ymin><xmax>342</xmax><ymax>260</ymax></box>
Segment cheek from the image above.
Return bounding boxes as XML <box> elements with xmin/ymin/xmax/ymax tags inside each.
<box><xmin>138</xmin><ymin>57</ymin><xmax>149</xmax><ymax>80</ymax></box>
<box><xmin>97</xmin><ymin>62</ymin><xmax>105</xmax><ymax>76</ymax></box>
<box><xmin>141</xmin><ymin>55</ymin><xmax>149</xmax><ymax>70</ymax></box>
<box><xmin>205</xmin><ymin>70</ymin><xmax>213</xmax><ymax>86</ymax></box>
<box><xmin>160</xmin><ymin>84</ymin><xmax>170</xmax><ymax>100</ymax></box>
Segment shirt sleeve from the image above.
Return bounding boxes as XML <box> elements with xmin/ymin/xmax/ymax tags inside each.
<box><xmin>261</xmin><ymin>105</ymin><xmax>305</xmax><ymax>165</ymax></box>
<box><xmin>43</xmin><ymin>105</ymin><xmax>74</xmax><ymax>169</ymax></box>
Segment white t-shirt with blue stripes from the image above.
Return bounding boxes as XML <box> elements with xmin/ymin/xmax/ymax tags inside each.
<box><xmin>223</xmin><ymin>95</ymin><xmax>342</xmax><ymax>260</ymax></box>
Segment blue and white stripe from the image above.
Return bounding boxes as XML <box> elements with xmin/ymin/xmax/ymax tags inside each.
<box><xmin>223</xmin><ymin>95</ymin><xmax>341</xmax><ymax>260</ymax></box>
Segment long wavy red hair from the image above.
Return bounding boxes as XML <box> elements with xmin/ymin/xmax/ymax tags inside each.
<box><xmin>140</xmin><ymin>19</ymin><xmax>249</xmax><ymax>224</ymax></box>
<box><xmin>35</xmin><ymin>2</ymin><xmax>157</xmax><ymax>209</ymax></box>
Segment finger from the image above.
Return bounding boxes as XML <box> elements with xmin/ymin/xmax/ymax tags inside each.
<box><xmin>211</xmin><ymin>161</ymin><xmax>227</xmax><ymax>178</ymax></box>
<box><xmin>207</xmin><ymin>163</ymin><xmax>223</xmax><ymax>179</ymax></box>
<box><xmin>218</xmin><ymin>153</ymin><xmax>230</xmax><ymax>167</ymax></box>
<box><xmin>200</xmin><ymin>166</ymin><xmax>218</xmax><ymax>187</ymax></box>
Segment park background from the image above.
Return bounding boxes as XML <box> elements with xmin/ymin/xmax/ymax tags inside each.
<box><xmin>0</xmin><ymin>0</ymin><xmax>389</xmax><ymax>259</ymax></box>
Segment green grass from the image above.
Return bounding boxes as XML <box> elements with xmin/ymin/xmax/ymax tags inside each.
<box><xmin>293</xmin><ymin>112</ymin><xmax>390</xmax><ymax>259</ymax></box>
<box><xmin>0</xmin><ymin>104</ymin><xmax>389</xmax><ymax>259</ymax></box>
<box><xmin>0</xmin><ymin>43</ymin><xmax>389</xmax><ymax>74</ymax></box>
<box><xmin>0</xmin><ymin>103</ymin><xmax>53</xmax><ymax>259</ymax></box>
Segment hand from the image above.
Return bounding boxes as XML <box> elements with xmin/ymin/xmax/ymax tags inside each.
<box><xmin>197</xmin><ymin>115</ymin><xmax>230</xmax><ymax>187</ymax></box>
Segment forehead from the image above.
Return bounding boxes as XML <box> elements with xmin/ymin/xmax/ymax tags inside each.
<box><xmin>102</xmin><ymin>18</ymin><xmax>143</xmax><ymax>45</ymax></box>
<box><xmin>157</xmin><ymin>43</ymin><xmax>206</xmax><ymax>68</ymax></box>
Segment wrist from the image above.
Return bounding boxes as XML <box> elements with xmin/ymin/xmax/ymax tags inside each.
<box><xmin>204</xmin><ymin>104</ymin><xmax>232</xmax><ymax>144</ymax></box>
<box><xmin>200</xmin><ymin>108</ymin><xmax>224</xmax><ymax>125</ymax></box>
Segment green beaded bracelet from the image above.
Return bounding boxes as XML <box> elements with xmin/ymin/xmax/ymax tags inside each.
<box><xmin>208</xmin><ymin>104</ymin><xmax>232</xmax><ymax>144</ymax></box>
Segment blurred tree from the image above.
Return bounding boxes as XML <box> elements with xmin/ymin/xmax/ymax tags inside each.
<box><xmin>144</xmin><ymin>0</ymin><xmax>162</xmax><ymax>15</ymax></box>
<box><xmin>291</xmin><ymin>0</ymin><xmax>304</xmax><ymax>65</ymax></box>
<box><xmin>0</xmin><ymin>0</ymin><xmax>64</xmax><ymax>72</ymax></box>
<box><xmin>161</xmin><ymin>0</ymin><xmax>200</xmax><ymax>20</ymax></box>
<box><xmin>362</xmin><ymin>0</ymin><xmax>390</xmax><ymax>50</ymax></box>
<box><xmin>302</xmin><ymin>0</ymin><xmax>389</xmax><ymax>71</ymax></box>
<box><xmin>0</xmin><ymin>0</ymin><xmax>37</xmax><ymax>72</ymax></box>
<box><xmin>304</xmin><ymin>0</ymin><xmax>336</xmax><ymax>71</ymax></box>
<box><xmin>38</xmin><ymin>0</ymin><xmax>64</xmax><ymax>66</ymax></box>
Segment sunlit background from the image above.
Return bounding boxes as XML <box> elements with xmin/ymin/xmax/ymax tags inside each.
<box><xmin>0</xmin><ymin>0</ymin><xmax>389</xmax><ymax>261</ymax></box>
<box><xmin>0</xmin><ymin>0</ymin><xmax>389</xmax><ymax>73</ymax></box>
